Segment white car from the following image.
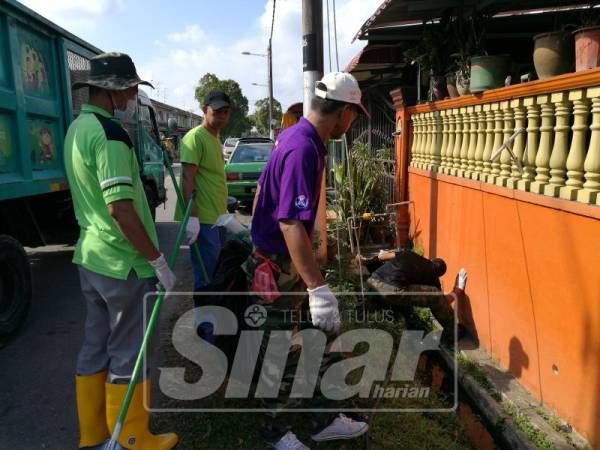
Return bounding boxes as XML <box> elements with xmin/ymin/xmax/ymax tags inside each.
<box><xmin>222</xmin><ymin>137</ymin><xmax>239</xmax><ymax>160</ymax></box>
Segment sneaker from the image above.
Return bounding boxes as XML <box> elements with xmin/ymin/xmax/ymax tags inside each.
<box><xmin>311</xmin><ymin>413</ymin><xmax>369</xmax><ymax>442</ymax></box>
<box><xmin>273</xmin><ymin>431</ymin><xmax>310</xmax><ymax>450</ymax></box>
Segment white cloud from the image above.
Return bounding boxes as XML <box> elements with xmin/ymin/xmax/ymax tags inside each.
<box><xmin>19</xmin><ymin>0</ymin><xmax>381</xmax><ymax>115</ymax></box>
<box><xmin>138</xmin><ymin>0</ymin><xmax>382</xmax><ymax>116</ymax></box>
<box><xmin>255</xmin><ymin>0</ymin><xmax>381</xmax><ymax>110</ymax></box>
<box><xmin>21</xmin><ymin>0</ymin><xmax>380</xmax><ymax>114</ymax></box>
<box><xmin>167</xmin><ymin>24</ymin><xmax>205</xmax><ymax>43</ymax></box>
<box><xmin>21</xmin><ymin>0</ymin><xmax>124</xmax><ymax>15</ymax></box>
<box><xmin>19</xmin><ymin>0</ymin><xmax>124</xmax><ymax>33</ymax></box>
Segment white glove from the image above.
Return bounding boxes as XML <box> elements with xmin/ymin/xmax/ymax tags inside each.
<box><xmin>149</xmin><ymin>253</ymin><xmax>176</xmax><ymax>292</ymax></box>
<box><xmin>186</xmin><ymin>217</ymin><xmax>200</xmax><ymax>244</ymax></box>
<box><xmin>457</xmin><ymin>268</ymin><xmax>468</xmax><ymax>290</ymax></box>
<box><xmin>307</xmin><ymin>284</ymin><xmax>341</xmax><ymax>333</ymax></box>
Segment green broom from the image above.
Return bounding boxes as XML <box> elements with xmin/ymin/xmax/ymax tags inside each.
<box><xmin>104</xmin><ymin>191</ymin><xmax>195</xmax><ymax>450</ymax></box>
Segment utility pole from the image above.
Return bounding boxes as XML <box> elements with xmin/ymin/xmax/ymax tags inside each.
<box><xmin>268</xmin><ymin>40</ymin><xmax>274</xmax><ymax>140</ymax></box>
<box><xmin>302</xmin><ymin>0</ymin><xmax>323</xmax><ymax>117</ymax></box>
<box><xmin>302</xmin><ymin>0</ymin><xmax>327</xmax><ymax>263</ymax></box>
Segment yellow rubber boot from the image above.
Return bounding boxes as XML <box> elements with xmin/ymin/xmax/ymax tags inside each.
<box><xmin>75</xmin><ymin>371</ymin><xmax>110</xmax><ymax>448</ymax></box>
<box><xmin>105</xmin><ymin>380</ymin><xmax>178</xmax><ymax>449</ymax></box>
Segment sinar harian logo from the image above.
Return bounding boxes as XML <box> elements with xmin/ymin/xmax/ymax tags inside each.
<box><xmin>244</xmin><ymin>304</ymin><xmax>267</xmax><ymax>327</ymax></box>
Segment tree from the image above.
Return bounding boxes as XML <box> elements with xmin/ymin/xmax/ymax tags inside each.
<box><xmin>194</xmin><ymin>73</ymin><xmax>252</xmax><ymax>139</ymax></box>
<box><xmin>251</xmin><ymin>97</ymin><xmax>282</xmax><ymax>136</ymax></box>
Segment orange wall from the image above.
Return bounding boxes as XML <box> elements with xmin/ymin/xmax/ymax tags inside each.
<box><xmin>408</xmin><ymin>169</ymin><xmax>600</xmax><ymax>448</ymax></box>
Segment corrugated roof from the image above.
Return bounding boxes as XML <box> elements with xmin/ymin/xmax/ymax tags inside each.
<box><xmin>353</xmin><ymin>1</ymin><xmax>599</xmax><ymax>42</ymax></box>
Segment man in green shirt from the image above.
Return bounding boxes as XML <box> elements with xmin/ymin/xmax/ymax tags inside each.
<box><xmin>64</xmin><ymin>53</ymin><xmax>177</xmax><ymax>450</ymax></box>
<box><xmin>177</xmin><ymin>91</ymin><xmax>230</xmax><ymax>292</ymax></box>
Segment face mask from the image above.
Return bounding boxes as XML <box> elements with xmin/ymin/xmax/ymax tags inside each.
<box><xmin>114</xmin><ymin>97</ymin><xmax>136</xmax><ymax>122</ymax></box>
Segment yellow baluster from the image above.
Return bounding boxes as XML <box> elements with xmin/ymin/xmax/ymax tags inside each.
<box><xmin>481</xmin><ymin>104</ymin><xmax>495</xmax><ymax>181</ymax></box>
<box><xmin>419</xmin><ymin>112</ymin><xmax>433</xmax><ymax>169</ymax></box>
<box><xmin>416</xmin><ymin>113</ymin><xmax>426</xmax><ymax>168</ymax></box>
<box><xmin>410</xmin><ymin>113</ymin><xmax>420</xmax><ymax>167</ymax></box>
<box><xmin>444</xmin><ymin>109</ymin><xmax>457</xmax><ymax>175</ymax></box>
<box><xmin>466</xmin><ymin>106</ymin><xmax>478</xmax><ymax>177</ymax></box>
<box><xmin>451</xmin><ymin>108</ymin><xmax>464</xmax><ymax>176</ymax></box>
<box><xmin>486</xmin><ymin>103</ymin><xmax>504</xmax><ymax>184</ymax></box>
<box><xmin>507</xmin><ymin>99</ymin><xmax>526</xmax><ymax>189</ymax></box>
<box><xmin>439</xmin><ymin>110</ymin><xmax>449</xmax><ymax>172</ymax></box>
<box><xmin>496</xmin><ymin>100</ymin><xmax>514</xmax><ymax>187</ymax></box>
<box><xmin>578</xmin><ymin>87</ymin><xmax>600</xmax><ymax>204</ymax></box>
<box><xmin>518</xmin><ymin>97</ymin><xmax>540</xmax><ymax>192</ymax></box>
<box><xmin>560</xmin><ymin>90</ymin><xmax>590</xmax><ymax>200</ymax></box>
<box><xmin>530</xmin><ymin>94</ymin><xmax>555</xmax><ymax>194</ymax></box>
<box><xmin>472</xmin><ymin>105</ymin><xmax>486</xmax><ymax>181</ymax></box>
<box><xmin>544</xmin><ymin>92</ymin><xmax>572</xmax><ymax>197</ymax></box>
<box><xmin>431</xmin><ymin>110</ymin><xmax>442</xmax><ymax>170</ymax></box>
<box><xmin>458</xmin><ymin>107</ymin><xmax>470</xmax><ymax>176</ymax></box>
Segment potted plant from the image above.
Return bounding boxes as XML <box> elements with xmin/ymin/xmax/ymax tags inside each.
<box><xmin>335</xmin><ymin>142</ymin><xmax>387</xmax><ymax>221</ymax></box>
<box><xmin>404</xmin><ymin>21</ymin><xmax>450</xmax><ymax>101</ymax></box>
<box><xmin>533</xmin><ymin>28</ymin><xmax>574</xmax><ymax>79</ymax></box>
<box><xmin>574</xmin><ymin>5</ymin><xmax>600</xmax><ymax>71</ymax></box>
<box><xmin>448</xmin><ymin>9</ymin><xmax>483</xmax><ymax>96</ymax></box>
<box><xmin>469</xmin><ymin>54</ymin><xmax>511</xmax><ymax>92</ymax></box>
<box><xmin>445</xmin><ymin>68</ymin><xmax>460</xmax><ymax>99</ymax></box>
<box><xmin>449</xmin><ymin>8</ymin><xmax>511</xmax><ymax>93</ymax></box>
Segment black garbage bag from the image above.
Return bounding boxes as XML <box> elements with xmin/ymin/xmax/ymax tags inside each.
<box><xmin>193</xmin><ymin>237</ymin><xmax>253</xmax><ymax>366</ymax></box>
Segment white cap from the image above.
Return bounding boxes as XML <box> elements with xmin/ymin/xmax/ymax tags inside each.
<box><xmin>314</xmin><ymin>72</ymin><xmax>369</xmax><ymax>117</ymax></box>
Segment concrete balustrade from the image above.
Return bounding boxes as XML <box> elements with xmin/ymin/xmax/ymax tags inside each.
<box><xmin>507</xmin><ymin>99</ymin><xmax>526</xmax><ymax>189</ymax></box>
<box><xmin>481</xmin><ymin>104</ymin><xmax>495</xmax><ymax>181</ymax></box>
<box><xmin>407</xmin><ymin>83</ymin><xmax>600</xmax><ymax>205</ymax></box>
<box><xmin>473</xmin><ymin>105</ymin><xmax>486</xmax><ymax>180</ymax></box>
<box><xmin>496</xmin><ymin>100</ymin><xmax>514</xmax><ymax>187</ymax></box>
<box><xmin>578</xmin><ymin>87</ymin><xmax>600</xmax><ymax>204</ymax></box>
<box><xmin>451</xmin><ymin>108</ymin><xmax>463</xmax><ymax>175</ymax></box>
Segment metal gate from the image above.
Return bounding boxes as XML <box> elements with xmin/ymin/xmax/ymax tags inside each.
<box><xmin>346</xmin><ymin>91</ymin><xmax>397</xmax><ymax>204</ymax></box>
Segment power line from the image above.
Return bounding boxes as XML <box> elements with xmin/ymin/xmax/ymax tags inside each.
<box><xmin>326</xmin><ymin>0</ymin><xmax>332</xmax><ymax>72</ymax></box>
<box><xmin>332</xmin><ymin>0</ymin><xmax>340</xmax><ymax>71</ymax></box>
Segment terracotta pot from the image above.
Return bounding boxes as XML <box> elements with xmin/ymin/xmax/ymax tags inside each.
<box><xmin>574</xmin><ymin>26</ymin><xmax>600</xmax><ymax>71</ymax></box>
<box><xmin>533</xmin><ymin>31</ymin><xmax>574</xmax><ymax>79</ymax></box>
<box><xmin>455</xmin><ymin>70</ymin><xmax>470</xmax><ymax>96</ymax></box>
<box><xmin>446</xmin><ymin>73</ymin><xmax>459</xmax><ymax>98</ymax></box>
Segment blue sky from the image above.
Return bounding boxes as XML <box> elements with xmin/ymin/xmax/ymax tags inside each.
<box><xmin>19</xmin><ymin>0</ymin><xmax>381</xmax><ymax>114</ymax></box>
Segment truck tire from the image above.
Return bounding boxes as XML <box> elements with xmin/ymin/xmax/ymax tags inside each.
<box><xmin>144</xmin><ymin>184</ymin><xmax>157</xmax><ymax>222</ymax></box>
<box><xmin>0</xmin><ymin>235</ymin><xmax>32</xmax><ymax>337</ymax></box>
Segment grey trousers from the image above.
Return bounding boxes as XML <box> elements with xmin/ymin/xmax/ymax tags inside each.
<box><xmin>77</xmin><ymin>266</ymin><xmax>157</xmax><ymax>383</ymax></box>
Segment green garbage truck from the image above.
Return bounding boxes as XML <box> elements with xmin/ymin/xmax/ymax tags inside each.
<box><xmin>0</xmin><ymin>0</ymin><xmax>167</xmax><ymax>337</ymax></box>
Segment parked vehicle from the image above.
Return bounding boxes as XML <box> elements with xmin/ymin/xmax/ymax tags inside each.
<box><xmin>0</xmin><ymin>0</ymin><xmax>166</xmax><ymax>337</ymax></box>
<box><xmin>127</xmin><ymin>89</ymin><xmax>167</xmax><ymax>220</ymax></box>
<box><xmin>222</xmin><ymin>137</ymin><xmax>239</xmax><ymax>160</ymax></box>
<box><xmin>225</xmin><ymin>138</ymin><xmax>274</xmax><ymax>207</ymax></box>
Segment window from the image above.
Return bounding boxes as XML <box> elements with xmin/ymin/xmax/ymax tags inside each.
<box><xmin>230</xmin><ymin>143</ymin><xmax>273</xmax><ymax>163</ymax></box>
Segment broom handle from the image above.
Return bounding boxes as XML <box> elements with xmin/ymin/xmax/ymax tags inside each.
<box><xmin>106</xmin><ymin>191</ymin><xmax>196</xmax><ymax>449</ymax></box>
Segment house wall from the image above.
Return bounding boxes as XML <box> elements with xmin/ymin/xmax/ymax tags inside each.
<box><xmin>406</xmin><ymin>166</ymin><xmax>600</xmax><ymax>447</ymax></box>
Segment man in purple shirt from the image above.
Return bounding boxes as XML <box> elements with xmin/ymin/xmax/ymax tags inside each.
<box><xmin>245</xmin><ymin>72</ymin><xmax>369</xmax><ymax>450</ymax></box>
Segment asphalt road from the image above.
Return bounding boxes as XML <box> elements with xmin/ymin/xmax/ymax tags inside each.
<box><xmin>0</xmin><ymin>164</ymin><xmax>215</xmax><ymax>449</ymax></box>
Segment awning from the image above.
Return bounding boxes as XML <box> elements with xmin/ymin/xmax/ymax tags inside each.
<box><xmin>345</xmin><ymin>44</ymin><xmax>406</xmax><ymax>84</ymax></box>
<box><xmin>353</xmin><ymin>0</ymin><xmax>599</xmax><ymax>42</ymax></box>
